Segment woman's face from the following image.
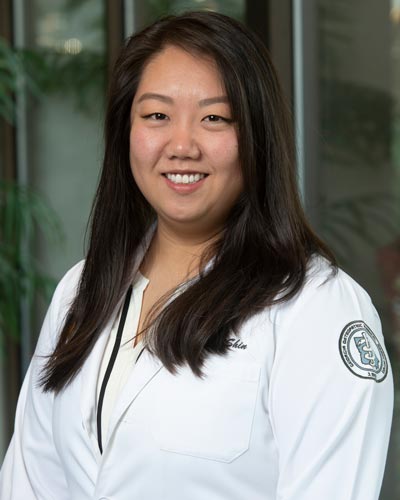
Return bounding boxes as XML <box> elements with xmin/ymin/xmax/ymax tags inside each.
<box><xmin>129</xmin><ymin>45</ymin><xmax>243</xmax><ymax>235</ymax></box>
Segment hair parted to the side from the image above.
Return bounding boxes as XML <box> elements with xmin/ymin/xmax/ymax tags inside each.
<box><xmin>40</xmin><ymin>10</ymin><xmax>336</xmax><ymax>393</ymax></box>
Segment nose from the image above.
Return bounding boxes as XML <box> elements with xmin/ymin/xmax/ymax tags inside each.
<box><xmin>166</xmin><ymin>123</ymin><xmax>201</xmax><ymax>160</ymax></box>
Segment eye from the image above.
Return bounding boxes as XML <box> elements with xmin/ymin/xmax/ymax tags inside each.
<box><xmin>143</xmin><ymin>112</ymin><xmax>168</xmax><ymax>121</ymax></box>
<box><xmin>204</xmin><ymin>115</ymin><xmax>225</xmax><ymax>122</ymax></box>
<box><xmin>203</xmin><ymin>115</ymin><xmax>233</xmax><ymax>124</ymax></box>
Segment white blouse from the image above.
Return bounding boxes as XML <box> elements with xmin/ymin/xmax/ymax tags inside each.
<box><xmin>96</xmin><ymin>271</ymin><xmax>150</xmax><ymax>444</ymax></box>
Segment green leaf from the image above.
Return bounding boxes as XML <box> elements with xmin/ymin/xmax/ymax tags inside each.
<box><xmin>0</xmin><ymin>181</ymin><xmax>63</xmax><ymax>346</ymax></box>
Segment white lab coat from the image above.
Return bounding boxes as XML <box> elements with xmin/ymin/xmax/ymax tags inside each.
<box><xmin>0</xmin><ymin>248</ymin><xmax>394</xmax><ymax>500</ymax></box>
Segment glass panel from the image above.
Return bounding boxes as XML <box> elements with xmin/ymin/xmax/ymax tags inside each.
<box><xmin>18</xmin><ymin>0</ymin><xmax>106</xmax><ymax>349</ymax></box>
<box><xmin>26</xmin><ymin>0</ymin><xmax>106</xmax><ymax>271</ymax></box>
<box><xmin>124</xmin><ymin>0</ymin><xmax>245</xmax><ymax>34</ymax></box>
<box><xmin>315</xmin><ymin>0</ymin><xmax>400</xmax><ymax>496</ymax></box>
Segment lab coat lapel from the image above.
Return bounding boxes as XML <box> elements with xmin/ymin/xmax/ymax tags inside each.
<box><xmin>80</xmin><ymin>222</ymin><xmax>157</xmax><ymax>446</ymax></box>
<box><xmin>80</xmin><ymin>318</ymin><xmax>114</xmax><ymax>440</ymax></box>
<box><xmin>105</xmin><ymin>348</ymin><xmax>163</xmax><ymax>446</ymax></box>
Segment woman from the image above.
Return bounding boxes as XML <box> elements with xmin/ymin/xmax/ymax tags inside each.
<box><xmin>0</xmin><ymin>11</ymin><xmax>393</xmax><ymax>500</ymax></box>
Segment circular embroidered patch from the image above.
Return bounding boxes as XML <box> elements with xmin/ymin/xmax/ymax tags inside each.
<box><xmin>339</xmin><ymin>320</ymin><xmax>388</xmax><ymax>383</ymax></box>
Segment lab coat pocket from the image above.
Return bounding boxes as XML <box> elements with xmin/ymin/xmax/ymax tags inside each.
<box><xmin>150</xmin><ymin>357</ymin><xmax>261</xmax><ymax>463</ymax></box>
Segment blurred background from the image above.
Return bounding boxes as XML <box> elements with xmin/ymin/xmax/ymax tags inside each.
<box><xmin>0</xmin><ymin>0</ymin><xmax>399</xmax><ymax>497</ymax></box>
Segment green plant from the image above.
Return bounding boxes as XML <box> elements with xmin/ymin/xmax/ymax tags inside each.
<box><xmin>0</xmin><ymin>181</ymin><xmax>63</xmax><ymax>348</ymax></box>
<box><xmin>0</xmin><ymin>39</ymin><xmax>65</xmax><ymax>347</ymax></box>
<box><xmin>0</xmin><ymin>36</ymin><xmax>106</xmax><ymax>121</ymax></box>
<box><xmin>0</xmin><ymin>38</ymin><xmax>41</xmax><ymax>124</ymax></box>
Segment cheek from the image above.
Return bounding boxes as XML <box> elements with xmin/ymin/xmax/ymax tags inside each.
<box><xmin>129</xmin><ymin>127</ymin><xmax>160</xmax><ymax>170</ymax></box>
<box><xmin>209</xmin><ymin>135</ymin><xmax>240</xmax><ymax>175</ymax></box>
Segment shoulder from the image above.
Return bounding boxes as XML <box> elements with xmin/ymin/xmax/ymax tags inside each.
<box><xmin>270</xmin><ymin>254</ymin><xmax>390</xmax><ymax>384</ymax></box>
<box><xmin>51</xmin><ymin>259</ymin><xmax>85</xmax><ymax>319</ymax></box>
<box><xmin>34</xmin><ymin>260</ymin><xmax>85</xmax><ymax>356</ymax></box>
<box><xmin>275</xmin><ymin>254</ymin><xmax>376</xmax><ymax>330</ymax></box>
<box><xmin>305</xmin><ymin>253</ymin><xmax>370</xmax><ymax>303</ymax></box>
<box><xmin>55</xmin><ymin>259</ymin><xmax>86</xmax><ymax>294</ymax></box>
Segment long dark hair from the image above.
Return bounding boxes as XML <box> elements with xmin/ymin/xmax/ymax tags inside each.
<box><xmin>41</xmin><ymin>11</ymin><xmax>336</xmax><ymax>393</ymax></box>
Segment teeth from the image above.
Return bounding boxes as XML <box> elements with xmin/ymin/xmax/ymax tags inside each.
<box><xmin>165</xmin><ymin>173</ymin><xmax>206</xmax><ymax>184</ymax></box>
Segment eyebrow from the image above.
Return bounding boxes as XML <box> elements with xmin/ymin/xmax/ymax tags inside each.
<box><xmin>136</xmin><ymin>92</ymin><xmax>229</xmax><ymax>107</ymax></box>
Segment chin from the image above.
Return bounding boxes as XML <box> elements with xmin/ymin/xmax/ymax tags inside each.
<box><xmin>162</xmin><ymin>211</ymin><xmax>207</xmax><ymax>225</ymax></box>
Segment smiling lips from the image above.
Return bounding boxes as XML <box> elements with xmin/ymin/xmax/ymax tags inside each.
<box><xmin>162</xmin><ymin>172</ymin><xmax>208</xmax><ymax>193</ymax></box>
<box><xmin>164</xmin><ymin>172</ymin><xmax>208</xmax><ymax>185</ymax></box>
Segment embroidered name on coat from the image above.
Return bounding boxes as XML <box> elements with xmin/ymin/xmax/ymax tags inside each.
<box><xmin>226</xmin><ymin>337</ymin><xmax>247</xmax><ymax>350</ymax></box>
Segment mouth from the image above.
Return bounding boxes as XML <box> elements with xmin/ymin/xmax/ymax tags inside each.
<box><xmin>162</xmin><ymin>172</ymin><xmax>209</xmax><ymax>185</ymax></box>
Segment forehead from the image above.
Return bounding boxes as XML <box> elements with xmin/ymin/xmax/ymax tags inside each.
<box><xmin>135</xmin><ymin>45</ymin><xmax>226</xmax><ymax>96</ymax></box>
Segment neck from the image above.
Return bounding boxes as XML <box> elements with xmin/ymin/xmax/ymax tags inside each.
<box><xmin>140</xmin><ymin>219</ymin><xmax>222</xmax><ymax>281</ymax></box>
